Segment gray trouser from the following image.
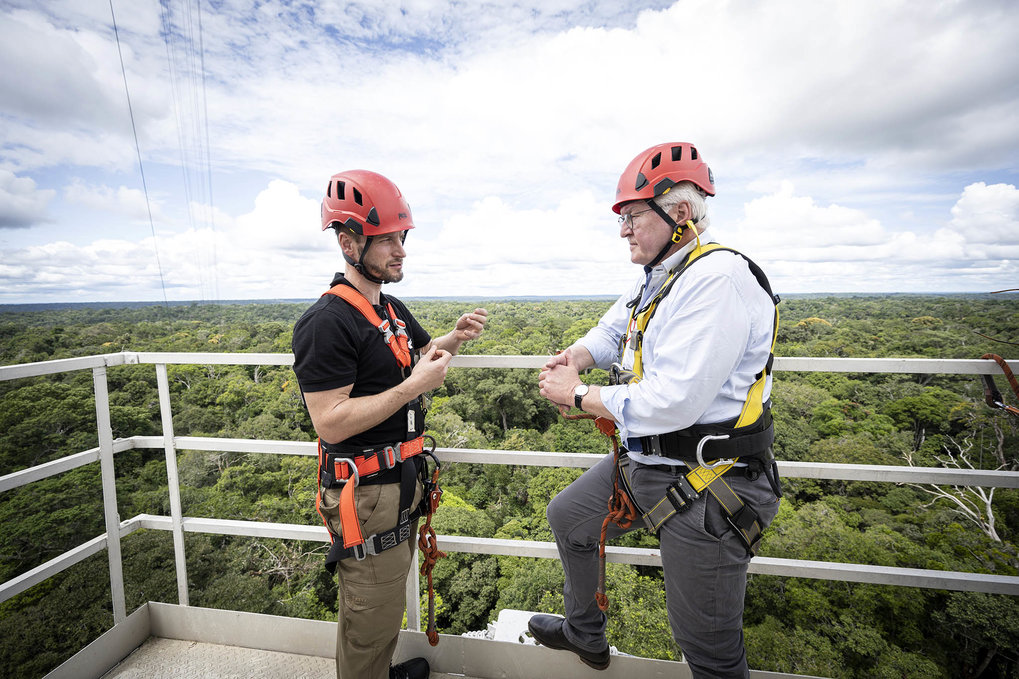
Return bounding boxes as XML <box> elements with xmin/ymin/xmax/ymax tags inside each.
<box><xmin>546</xmin><ymin>453</ymin><xmax>781</xmax><ymax>679</ymax></box>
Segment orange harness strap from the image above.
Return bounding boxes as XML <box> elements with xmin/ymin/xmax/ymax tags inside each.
<box><xmin>338</xmin><ymin>467</ymin><xmax>363</xmax><ymax>549</ymax></box>
<box><xmin>318</xmin><ymin>437</ymin><xmax>427</xmax><ymax>550</ymax></box>
<box><xmin>323</xmin><ymin>284</ymin><xmax>412</xmax><ymax>369</ymax></box>
<box><xmin>329</xmin><ymin>437</ymin><xmax>426</xmax><ymax>482</ymax></box>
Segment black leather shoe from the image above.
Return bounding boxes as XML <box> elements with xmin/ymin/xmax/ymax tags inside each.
<box><xmin>390</xmin><ymin>656</ymin><xmax>429</xmax><ymax>679</ymax></box>
<box><xmin>527</xmin><ymin>614</ymin><xmax>610</xmax><ymax>670</ymax></box>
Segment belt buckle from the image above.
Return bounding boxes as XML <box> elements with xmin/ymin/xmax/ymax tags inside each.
<box><xmin>695</xmin><ymin>434</ymin><xmax>733</xmax><ymax>469</ymax></box>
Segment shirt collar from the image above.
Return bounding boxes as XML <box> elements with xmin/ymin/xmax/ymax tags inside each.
<box><xmin>644</xmin><ymin>233</ymin><xmax>706</xmax><ymax>279</ymax></box>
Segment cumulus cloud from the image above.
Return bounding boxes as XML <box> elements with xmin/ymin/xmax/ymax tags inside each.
<box><xmin>719</xmin><ymin>182</ymin><xmax>1019</xmax><ymax>293</ymax></box>
<box><xmin>1</xmin><ymin>0</ymin><xmax>1018</xmax><ymax>300</ymax></box>
<box><xmin>947</xmin><ymin>182</ymin><xmax>1019</xmax><ymax>246</ymax></box>
<box><xmin>0</xmin><ymin>170</ymin><xmax>54</xmax><ymax>228</ymax></box>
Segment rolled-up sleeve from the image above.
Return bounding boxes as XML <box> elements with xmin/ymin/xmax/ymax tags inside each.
<box><xmin>576</xmin><ymin>291</ymin><xmax>633</xmax><ymax>368</ymax></box>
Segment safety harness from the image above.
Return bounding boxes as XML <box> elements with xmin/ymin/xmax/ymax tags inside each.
<box><xmin>574</xmin><ymin>240</ymin><xmax>782</xmax><ymax>610</ymax></box>
<box><xmin>316</xmin><ymin>283</ymin><xmax>446</xmax><ymax>644</ymax></box>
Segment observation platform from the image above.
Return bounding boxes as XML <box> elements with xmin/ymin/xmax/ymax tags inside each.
<box><xmin>2</xmin><ymin>351</ymin><xmax>1018</xmax><ymax>679</ymax></box>
<box><xmin>57</xmin><ymin>602</ymin><xmax>734</xmax><ymax>679</ymax></box>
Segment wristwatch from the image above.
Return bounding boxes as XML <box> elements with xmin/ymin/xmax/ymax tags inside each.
<box><xmin>573</xmin><ymin>383</ymin><xmax>589</xmax><ymax>410</ymax></box>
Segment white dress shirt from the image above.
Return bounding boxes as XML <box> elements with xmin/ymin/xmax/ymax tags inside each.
<box><xmin>576</xmin><ymin>237</ymin><xmax>776</xmax><ymax>466</ymax></box>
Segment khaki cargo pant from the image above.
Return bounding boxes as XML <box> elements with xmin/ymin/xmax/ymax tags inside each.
<box><xmin>320</xmin><ymin>478</ymin><xmax>423</xmax><ymax>679</ymax></box>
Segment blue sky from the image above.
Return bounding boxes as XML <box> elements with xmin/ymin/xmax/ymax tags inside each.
<box><xmin>1</xmin><ymin>0</ymin><xmax>1017</xmax><ymax>303</ymax></box>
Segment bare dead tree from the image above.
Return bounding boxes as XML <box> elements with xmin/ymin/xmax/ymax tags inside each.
<box><xmin>904</xmin><ymin>434</ymin><xmax>1001</xmax><ymax>542</ymax></box>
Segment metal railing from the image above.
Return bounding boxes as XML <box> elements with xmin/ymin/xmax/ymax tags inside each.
<box><xmin>1</xmin><ymin>351</ymin><xmax>1018</xmax><ymax>642</ymax></box>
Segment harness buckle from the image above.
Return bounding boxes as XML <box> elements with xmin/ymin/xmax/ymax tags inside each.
<box><xmin>335</xmin><ymin>457</ymin><xmax>359</xmax><ymax>486</ymax></box>
<box><xmin>666</xmin><ymin>476</ymin><xmax>700</xmax><ymax>512</ymax></box>
<box><xmin>379</xmin><ymin>445</ymin><xmax>399</xmax><ymax>470</ymax></box>
<box><xmin>695</xmin><ymin>434</ymin><xmax>734</xmax><ymax>470</ymax></box>
<box><xmin>320</xmin><ymin>468</ymin><xmax>337</xmax><ymax>487</ymax></box>
<box><xmin>351</xmin><ymin>537</ymin><xmax>379</xmax><ymax>561</ymax></box>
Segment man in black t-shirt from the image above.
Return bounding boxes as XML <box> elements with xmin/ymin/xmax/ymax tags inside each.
<box><xmin>292</xmin><ymin>170</ymin><xmax>487</xmax><ymax>679</ymax></box>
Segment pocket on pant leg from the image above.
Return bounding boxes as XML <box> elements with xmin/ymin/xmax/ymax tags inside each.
<box><xmin>319</xmin><ymin>485</ymin><xmax>342</xmax><ymax>536</ymax></box>
<box><xmin>340</xmin><ymin>569</ymin><xmax>410</xmax><ymax>650</ymax></box>
<box><xmin>319</xmin><ymin>484</ymin><xmax>385</xmax><ymax>543</ymax></box>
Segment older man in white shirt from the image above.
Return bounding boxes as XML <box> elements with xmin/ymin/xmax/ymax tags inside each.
<box><xmin>531</xmin><ymin>142</ymin><xmax>782</xmax><ymax>679</ymax></box>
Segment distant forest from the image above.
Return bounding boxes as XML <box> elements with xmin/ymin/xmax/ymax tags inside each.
<box><xmin>1</xmin><ymin>295</ymin><xmax>1017</xmax><ymax>678</ymax></box>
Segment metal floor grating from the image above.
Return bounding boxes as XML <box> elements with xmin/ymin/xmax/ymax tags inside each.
<box><xmin>100</xmin><ymin>637</ymin><xmax>475</xmax><ymax>679</ymax></box>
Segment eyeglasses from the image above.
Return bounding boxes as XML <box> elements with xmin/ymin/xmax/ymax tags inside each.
<box><xmin>617</xmin><ymin>207</ymin><xmax>654</xmax><ymax>229</ymax></box>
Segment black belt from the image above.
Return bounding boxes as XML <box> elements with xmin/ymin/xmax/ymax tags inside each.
<box><xmin>638</xmin><ymin>412</ymin><xmax>774</xmax><ymax>464</ymax></box>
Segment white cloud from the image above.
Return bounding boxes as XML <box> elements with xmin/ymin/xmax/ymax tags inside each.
<box><xmin>0</xmin><ymin>171</ymin><xmax>55</xmax><ymax>228</ymax></box>
<box><xmin>718</xmin><ymin>182</ymin><xmax>1019</xmax><ymax>293</ymax></box>
<box><xmin>64</xmin><ymin>180</ymin><xmax>163</xmax><ymax>222</ymax></box>
<box><xmin>946</xmin><ymin>182</ymin><xmax>1019</xmax><ymax>246</ymax></box>
<box><xmin>1</xmin><ymin>0</ymin><xmax>1018</xmax><ymax>300</ymax></box>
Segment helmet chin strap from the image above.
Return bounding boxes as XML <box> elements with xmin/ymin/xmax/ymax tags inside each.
<box><xmin>342</xmin><ymin>235</ymin><xmax>387</xmax><ymax>285</ymax></box>
<box><xmin>645</xmin><ymin>201</ymin><xmax>698</xmax><ymax>270</ymax></box>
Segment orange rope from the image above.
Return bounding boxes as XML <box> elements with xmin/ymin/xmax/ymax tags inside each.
<box><xmin>417</xmin><ymin>466</ymin><xmax>446</xmax><ymax>646</ymax></box>
<box><xmin>562</xmin><ymin>411</ymin><xmax>639</xmax><ymax>611</ymax></box>
<box><xmin>982</xmin><ymin>354</ymin><xmax>1019</xmax><ymax>417</ymax></box>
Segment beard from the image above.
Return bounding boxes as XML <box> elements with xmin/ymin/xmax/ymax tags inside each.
<box><xmin>363</xmin><ymin>258</ymin><xmax>404</xmax><ymax>283</ymax></box>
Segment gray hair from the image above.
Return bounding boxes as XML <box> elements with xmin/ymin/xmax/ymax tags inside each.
<box><xmin>654</xmin><ymin>181</ymin><xmax>710</xmax><ymax>231</ymax></box>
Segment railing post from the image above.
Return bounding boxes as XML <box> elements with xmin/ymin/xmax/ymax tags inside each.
<box><xmin>92</xmin><ymin>366</ymin><xmax>126</xmax><ymax>624</ymax></box>
<box><xmin>406</xmin><ymin>543</ymin><xmax>421</xmax><ymax>632</ymax></box>
<box><xmin>156</xmin><ymin>364</ymin><xmax>190</xmax><ymax>606</ymax></box>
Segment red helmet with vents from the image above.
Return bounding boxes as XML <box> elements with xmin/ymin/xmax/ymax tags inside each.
<box><xmin>612</xmin><ymin>142</ymin><xmax>715</xmax><ymax>214</ymax></box>
<box><xmin>321</xmin><ymin>170</ymin><xmax>415</xmax><ymax>235</ymax></box>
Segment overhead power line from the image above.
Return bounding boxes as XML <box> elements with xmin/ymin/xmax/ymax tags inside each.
<box><xmin>110</xmin><ymin>0</ymin><xmax>169</xmax><ymax>307</ymax></box>
<box><xmin>160</xmin><ymin>0</ymin><xmax>220</xmax><ymax>303</ymax></box>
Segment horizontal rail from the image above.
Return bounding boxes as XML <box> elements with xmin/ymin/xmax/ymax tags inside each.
<box><xmin>133</xmin><ymin>351</ymin><xmax>294</xmax><ymax>366</ymax></box>
<box><xmin>4</xmin><ymin>438</ymin><xmax>1016</xmax><ymax>496</ymax></box>
<box><xmin>144</xmin><ymin>439</ymin><xmax>1019</xmax><ymax>489</ymax></box>
<box><xmin>0</xmin><ymin>534</ymin><xmax>110</xmax><ymax>604</ymax></box>
<box><xmin>0</xmin><ymin>448</ymin><xmax>100</xmax><ymax>493</ymax></box>
<box><xmin>3</xmin><ymin>352</ymin><xmax>1018</xmax><ymax>381</ymax></box>
<box><xmin>0</xmin><ymin>439</ymin><xmax>135</xmax><ymax>493</ymax></box>
<box><xmin>121</xmin><ymin>515</ymin><xmax>1019</xmax><ymax>596</ymax></box>
<box><xmin>0</xmin><ymin>514</ymin><xmax>154</xmax><ymax>605</ymax></box>
<box><xmin>0</xmin><ymin>353</ymin><xmax>136</xmax><ymax>380</ymax></box>
<box><xmin>773</xmin><ymin>356</ymin><xmax>1019</xmax><ymax>375</ymax></box>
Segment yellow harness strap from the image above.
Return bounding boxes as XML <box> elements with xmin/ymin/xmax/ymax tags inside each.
<box><xmin>618</xmin><ymin>454</ymin><xmax>765</xmax><ymax>554</ymax></box>
<box><xmin>613</xmin><ymin>238</ymin><xmax>779</xmax><ymax>555</ymax></box>
<box><xmin>624</xmin><ymin>240</ymin><xmax>779</xmax><ymax>431</ymax></box>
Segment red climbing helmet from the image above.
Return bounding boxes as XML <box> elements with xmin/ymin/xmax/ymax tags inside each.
<box><xmin>321</xmin><ymin>170</ymin><xmax>415</xmax><ymax>235</ymax></box>
<box><xmin>612</xmin><ymin>142</ymin><xmax>715</xmax><ymax>214</ymax></box>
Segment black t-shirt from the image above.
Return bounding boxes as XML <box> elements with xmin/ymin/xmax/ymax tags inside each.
<box><xmin>292</xmin><ymin>273</ymin><xmax>431</xmax><ymax>447</ymax></box>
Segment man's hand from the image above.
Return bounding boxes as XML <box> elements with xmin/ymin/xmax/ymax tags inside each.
<box><xmin>453</xmin><ymin>308</ymin><xmax>488</xmax><ymax>342</ymax></box>
<box><xmin>538</xmin><ymin>361</ymin><xmax>580</xmax><ymax>410</ymax></box>
<box><xmin>544</xmin><ymin>345</ymin><xmax>595</xmax><ymax>371</ymax></box>
<box><xmin>409</xmin><ymin>344</ymin><xmax>453</xmax><ymax>392</ymax></box>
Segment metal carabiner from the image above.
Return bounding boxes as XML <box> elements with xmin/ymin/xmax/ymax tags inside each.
<box><xmin>695</xmin><ymin>434</ymin><xmax>734</xmax><ymax>470</ymax></box>
<box><xmin>421</xmin><ymin>435</ymin><xmax>440</xmax><ymax>471</ymax></box>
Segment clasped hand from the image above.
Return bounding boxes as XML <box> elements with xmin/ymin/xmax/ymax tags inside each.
<box><xmin>538</xmin><ymin>353</ymin><xmax>579</xmax><ymax>413</ymax></box>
